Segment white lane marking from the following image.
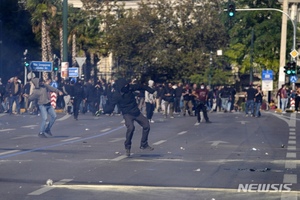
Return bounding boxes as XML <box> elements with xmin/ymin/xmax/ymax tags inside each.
<box><xmin>0</xmin><ymin>128</ymin><xmax>16</xmax><ymax>132</ymax></box>
<box><xmin>112</xmin><ymin>155</ymin><xmax>128</xmax><ymax>161</ymax></box>
<box><xmin>290</xmin><ymin>132</ymin><xmax>296</xmax><ymax>135</ymax></box>
<box><xmin>57</xmin><ymin>114</ymin><xmax>72</xmax><ymax>121</ymax></box>
<box><xmin>101</xmin><ymin>128</ymin><xmax>111</xmax><ymax>132</ymax></box>
<box><xmin>289</xmin><ymin>128</ymin><xmax>296</xmax><ymax>132</ymax></box>
<box><xmin>177</xmin><ymin>131</ymin><xmax>187</xmax><ymax>135</ymax></box>
<box><xmin>110</xmin><ymin>138</ymin><xmax>124</xmax><ymax>143</ymax></box>
<box><xmin>285</xmin><ymin>161</ymin><xmax>297</xmax><ymax>169</ymax></box>
<box><xmin>0</xmin><ymin>150</ymin><xmax>20</xmax><ymax>156</ymax></box>
<box><xmin>287</xmin><ymin>146</ymin><xmax>297</xmax><ymax>151</ymax></box>
<box><xmin>281</xmin><ymin>193</ymin><xmax>297</xmax><ymax>200</ymax></box>
<box><xmin>153</xmin><ymin>140</ymin><xmax>167</xmax><ymax>145</ymax></box>
<box><xmin>28</xmin><ymin>179</ymin><xmax>73</xmax><ymax>196</ymax></box>
<box><xmin>12</xmin><ymin>135</ymin><xmax>36</xmax><ymax>140</ymax></box>
<box><xmin>61</xmin><ymin>137</ymin><xmax>81</xmax><ymax>142</ymax></box>
<box><xmin>21</xmin><ymin>125</ymin><xmax>38</xmax><ymax>128</ymax></box>
<box><xmin>283</xmin><ymin>174</ymin><xmax>297</xmax><ymax>184</ymax></box>
<box><xmin>286</xmin><ymin>153</ymin><xmax>297</xmax><ymax>158</ymax></box>
<box><xmin>289</xmin><ymin>136</ymin><xmax>296</xmax><ymax>140</ymax></box>
<box><xmin>207</xmin><ymin>141</ymin><xmax>228</xmax><ymax>146</ymax></box>
<box><xmin>288</xmin><ymin>141</ymin><xmax>296</xmax><ymax>145</ymax></box>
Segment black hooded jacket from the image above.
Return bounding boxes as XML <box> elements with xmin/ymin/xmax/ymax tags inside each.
<box><xmin>104</xmin><ymin>78</ymin><xmax>155</xmax><ymax>116</ymax></box>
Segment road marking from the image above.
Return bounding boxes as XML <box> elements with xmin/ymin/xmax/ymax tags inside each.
<box><xmin>281</xmin><ymin>193</ymin><xmax>297</xmax><ymax>200</ymax></box>
<box><xmin>61</xmin><ymin>137</ymin><xmax>81</xmax><ymax>142</ymax></box>
<box><xmin>290</xmin><ymin>132</ymin><xmax>296</xmax><ymax>135</ymax></box>
<box><xmin>112</xmin><ymin>155</ymin><xmax>128</xmax><ymax>161</ymax></box>
<box><xmin>207</xmin><ymin>141</ymin><xmax>228</xmax><ymax>146</ymax></box>
<box><xmin>0</xmin><ymin>113</ymin><xmax>5</xmax><ymax>117</ymax></box>
<box><xmin>57</xmin><ymin>114</ymin><xmax>72</xmax><ymax>121</ymax></box>
<box><xmin>0</xmin><ymin>150</ymin><xmax>20</xmax><ymax>156</ymax></box>
<box><xmin>28</xmin><ymin>179</ymin><xmax>73</xmax><ymax>195</ymax></box>
<box><xmin>177</xmin><ymin>131</ymin><xmax>187</xmax><ymax>135</ymax></box>
<box><xmin>110</xmin><ymin>138</ymin><xmax>124</xmax><ymax>143</ymax></box>
<box><xmin>286</xmin><ymin>153</ymin><xmax>297</xmax><ymax>158</ymax></box>
<box><xmin>21</xmin><ymin>125</ymin><xmax>38</xmax><ymax>128</ymax></box>
<box><xmin>289</xmin><ymin>128</ymin><xmax>296</xmax><ymax>132</ymax></box>
<box><xmin>237</xmin><ymin>121</ymin><xmax>249</xmax><ymax>125</ymax></box>
<box><xmin>0</xmin><ymin>126</ymin><xmax>125</xmax><ymax>159</ymax></box>
<box><xmin>101</xmin><ymin>128</ymin><xmax>111</xmax><ymax>132</ymax></box>
<box><xmin>285</xmin><ymin>161</ymin><xmax>297</xmax><ymax>169</ymax></box>
<box><xmin>288</xmin><ymin>140</ymin><xmax>296</xmax><ymax>145</ymax></box>
<box><xmin>12</xmin><ymin>135</ymin><xmax>36</xmax><ymax>140</ymax></box>
<box><xmin>287</xmin><ymin>146</ymin><xmax>297</xmax><ymax>151</ymax></box>
<box><xmin>153</xmin><ymin>140</ymin><xmax>167</xmax><ymax>145</ymax></box>
<box><xmin>289</xmin><ymin>136</ymin><xmax>296</xmax><ymax>140</ymax></box>
<box><xmin>0</xmin><ymin>128</ymin><xmax>16</xmax><ymax>132</ymax></box>
<box><xmin>283</xmin><ymin>174</ymin><xmax>297</xmax><ymax>184</ymax></box>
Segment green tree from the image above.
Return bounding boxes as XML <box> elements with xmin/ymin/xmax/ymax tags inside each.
<box><xmin>225</xmin><ymin>0</ymin><xmax>293</xmax><ymax>85</ymax></box>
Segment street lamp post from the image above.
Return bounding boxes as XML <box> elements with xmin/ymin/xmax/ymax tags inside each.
<box><xmin>63</xmin><ymin>0</ymin><xmax>68</xmax><ymax>63</ymax></box>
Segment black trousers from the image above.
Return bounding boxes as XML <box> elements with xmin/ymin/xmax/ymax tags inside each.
<box><xmin>195</xmin><ymin>102</ymin><xmax>209</xmax><ymax>122</ymax></box>
<box><xmin>295</xmin><ymin>96</ymin><xmax>300</xmax><ymax>111</ymax></box>
<box><xmin>73</xmin><ymin>97</ymin><xmax>82</xmax><ymax>119</ymax></box>
<box><xmin>146</xmin><ymin>102</ymin><xmax>155</xmax><ymax>120</ymax></box>
<box><xmin>123</xmin><ymin>113</ymin><xmax>150</xmax><ymax>150</ymax></box>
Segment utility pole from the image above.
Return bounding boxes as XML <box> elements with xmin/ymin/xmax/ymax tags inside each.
<box><xmin>63</xmin><ymin>0</ymin><xmax>68</xmax><ymax>62</ymax></box>
<box><xmin>250</xmin><ymin>28</ymin><xmax>254</xmax><ymax>84</ymax></box>
<box><xmin>278</xmin><ymin>0</ymin><xmax>288</xmax><ymax>92</ymax></box>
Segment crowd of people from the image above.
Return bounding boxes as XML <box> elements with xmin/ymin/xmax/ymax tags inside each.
<box><xmin>0</xmin><ymin>76</ymin><xmax>253</xmax><ymax>120</ymax></box>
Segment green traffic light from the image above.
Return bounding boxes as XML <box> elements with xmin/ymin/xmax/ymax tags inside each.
<box><xmin>229</xmin><ymin>12</ymin><xmax>234</xmax><ymax>17</ymax></box>
<box><xmin>24</xmin><ymin>62</ymin><xmax>29</xmax><ymax>67</ymax></box>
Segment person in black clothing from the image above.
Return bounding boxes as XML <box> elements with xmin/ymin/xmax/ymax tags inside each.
<box><xmin>245</xmin><ymin>83</ymin><xmax>257</xmax><ymax>116</ymax></box>
<box><xmin>163</xmin><ymin>82</ymin><xmax>175</xmax><ymax>118</ymax></box>
<box><xmin>254</xmin><ymin>85</ymin><xmax>263</xmax><ymax>117</ymax></box>
<box><xmin>174</xmin><ymin>83</ymin><xmax>183</xmax><ymax>114</ymax></box>
<box><xmin>84</xmin><ymin>79</ymin><xmax>96</xmax><ymax>115</ymax></box>
<box><xmin>104</xmin><ymin>78</ymin><xmax>155</xmax><ymax>157</ymax></box>
<box><xmin>71</xmin><ymin>79</ymin><xmax>85</xmax><ymax>120</ymax></box>
<box><xmin>182</xmin><ymin>84</ymin><xmax>193</xmax><ymax>116</ymax></box>
<box><xmin>94</xmin><ymin>79</ymin><xmax>104</xmax><ymax>112</ymax></box>
<box><xmin>155</xmin><ymin>83</ymin><xmax>164</xmax><ymax>112</ymax></box>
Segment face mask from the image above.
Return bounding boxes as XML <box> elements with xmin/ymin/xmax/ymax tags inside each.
<box><xmin>200</xmin><ymin>86</ymin><xmax>204</xmax><ymax>89</ymax></box>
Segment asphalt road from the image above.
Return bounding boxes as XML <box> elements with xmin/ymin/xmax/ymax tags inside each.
<box><xmin>0</xmin><ymin>110</ymin><xmax>299</xmax><ymax>200</ymax></box>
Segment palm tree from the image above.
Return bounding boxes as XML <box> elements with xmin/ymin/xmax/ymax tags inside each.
<box><xmin>25</xmin><ymin>0</ymin><xmax>59</xmax><ymax>80</ymax></box>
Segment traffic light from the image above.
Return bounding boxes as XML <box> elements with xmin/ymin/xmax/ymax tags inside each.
<box><xmin>284</xmin><ymin>62</ymin><xmax>292</xmax><ymax>75</ymax></box>
<box><xmin>290</xmin><ymin>61</ymin><xmax>297</xmax><ymax>75</ymax></box>
<box><xmin>53</xmin><ymin>55</ymin><xmax>59</xmax><ymax>72</ymax></box>
<box><xmin>228</xmin><ymin>1</ymin><xmax>236</xmax><ymax>17</ymax></box>
<box><xmin>23</xmin><ymin>49</ymin><xmax>31</xmax><ymax>71</ymax></box>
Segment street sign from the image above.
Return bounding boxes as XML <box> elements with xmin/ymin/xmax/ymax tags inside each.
<box><xmin>75</xmin><ymin>57</ymin><xmax>86</xmax><ymax>68</ymax></box>
<box><xmin>68</xmin><ymin>67</ymin><xmax>79</xmax><ymax>77</ymax></box>
<box><xmin>262</xmin><ymin>70</ymin><xmax>273</xmax><ymax>80</ymax></box>
<box><xmin>290</xmin><ymin>75</ymin><xmax>298</xmax><ymax>83</ymax></box>
<box><xmin>262</xmin><ymin>80</ymin><xmax>273</xmax><ymax>91</ymax></box>
<box><xmin>30</xmin><ymin>61</ymin><xmax>53</xmax><ymax>72</ymax></box>
<box><xmin>290</xmin><ymin>49</ymin><xmax>299</xmax><ymax>59</ymax></box>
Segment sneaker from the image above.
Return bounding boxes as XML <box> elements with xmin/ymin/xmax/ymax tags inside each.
<box><xmin>126</xmin><ymin>149</ymin><xmax>131</xmax><ymax>157</ymax></box>
<box><xmin>38</xmin><ymin>132</ymin><xmax>47</xmax><ymax>138</ymax></box>
<box><xmin>245</xmin><ymin>114</ymin><xmax>248</xmax><ymax>117</ymax></box>
<box><xmin>150</xmin><ymin>119</ymin><xmax>155</xmax><ymax>123</ymax></box>
<box><xmin>194</xmin><ymin>122</ymin><xmax>200</xmax><ymax>126</ymax></box>
<box><xmin>45</xmin><ymin>130</ymin><xmax>52</xmax><ymax>137</ymax></box>
<box><xmin>140</xmin><ymin>145</ymin><xmax>154</xmax><ymax>151</ymax></box>
<box><xmin>170</xmin><ymin>116</ymin><xmax>174</xmax><ymax>119</ymax></box>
